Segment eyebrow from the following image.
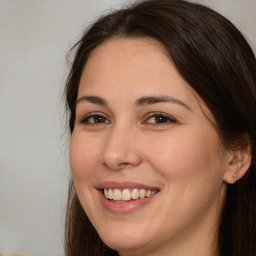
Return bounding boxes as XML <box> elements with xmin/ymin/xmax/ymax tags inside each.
<box><xmin>76</xmin><ymin>95</ymin><xmax>107</xmax><ymax>106</ymax></box>
<box><xmin>76</xmin><ymin>95</ymin><xmax>191</xmax><ymax>111</ymax></box>
<box><xmin>135</xmin><ymin>96</ymin><xmax>192</xmax><ymax>111</ymax></box>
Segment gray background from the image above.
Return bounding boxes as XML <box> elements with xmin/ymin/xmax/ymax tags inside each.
<box><xmin>0</xmin><ymin>0</ymin><xmax>255</xmax><ymax>255</ymax></box>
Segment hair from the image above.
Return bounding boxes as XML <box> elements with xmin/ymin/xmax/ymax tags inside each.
<box><xmin>64</xmin><ymin>0</ymin><xmax>256</xmax><ymax>255</ymax></box>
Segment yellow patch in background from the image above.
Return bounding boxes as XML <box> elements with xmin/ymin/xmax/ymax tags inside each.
<box><xmin>0</xmin><ymin>253</ymin><xmax>28</xmax><ymax>256</ymax></box>
<box><xmin>10</xmin><ymin>254</ymin><xmax>28</xmax><ymax>256</ymax></box>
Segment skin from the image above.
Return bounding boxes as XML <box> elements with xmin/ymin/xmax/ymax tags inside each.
<box><xmin>70</xmin><ymin>38</ymin><xmax>238</xmax><ymax>256</ymax></box>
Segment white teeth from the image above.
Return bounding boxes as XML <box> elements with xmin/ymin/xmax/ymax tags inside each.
<box><xmin>140</xmin><ymin>189</ymin><xmax>146</xmax><ymax>198</ymax></box>
<box><xmin>103</xmin><ymin>188</ymin><xmax>158</xmax><ymax>201</ymax></box>
<box><xmin>146</xmin><ymin>190</ymin><xmax>152</xmax><ymax>197</ymax></box>
<box><xmin>104</xmin><ymin>189</ymin><xmax>109</xmax><ymax>198</ymax></box>
<box><xmin>131</xmin><ymin>188</ymin><xmax>139</xmax><ymax>199</ymax></box>
<box><xmin>122</xmin><ymin>189</ymin><xmax>131</xmax><ymax>200</ymax></box>
<box><xmin>108</xmin><ymin>189</ymin><xmax>114</xmax><ymax>199</ymax></box>
<box><xmin>113</xmin><ymin>189</ymin><xmax>122</xmax><ymax>200</ymax></box>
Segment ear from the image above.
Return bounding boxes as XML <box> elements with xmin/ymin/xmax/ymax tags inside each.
<box><xmin>223</xmin><ymin>145</ymin><xmax>251</xmax><ymax>184</ymax></box>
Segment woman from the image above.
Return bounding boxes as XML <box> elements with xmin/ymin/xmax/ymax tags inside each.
<box><xmin>64</xmin><ymin>0</ymin><xmax>256</xmax><ymax>255</ymax></box>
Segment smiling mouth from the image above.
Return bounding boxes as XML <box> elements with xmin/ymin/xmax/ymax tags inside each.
<box><xmin>102</xmin><ymin>188</ymin><xmax>158</xmax><ymax>202</ymax></box>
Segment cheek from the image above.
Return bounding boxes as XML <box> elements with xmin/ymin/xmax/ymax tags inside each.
<box><xmin>69</xmin><ymin>132</ymin><xmax>102</xmax><ymax>219</ymax></box>
<box><xmin>147</xmin><ymin>128</ymin><xmax>223</xmax><ymax>184</ymax></box>
<box><xmin>145</xmin><ymin>129</ymin><xmax>226</xmax><ymax>228</ymax></box>
<box><xmin>69</xmin><ymin>132</ymin><xmax>99</xmax><ymax>182</ymax></box>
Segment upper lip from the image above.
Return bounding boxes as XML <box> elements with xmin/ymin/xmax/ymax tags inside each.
<box><xmin>96</xmin><ymin>181</ymin><xmax>160</xmax><ymax>191</ymax></box>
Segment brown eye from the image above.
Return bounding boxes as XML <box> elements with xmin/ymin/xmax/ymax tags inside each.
<box><xmin>154</xmin><ymin>115</ymin><xmax>169</xmax><ymax>123</ymax></box>
<box><xmin>145</xmin><ymin>114</ymin><xmax>176</xmax><ymax>125</ymax></box>
<box><xmin>80</xmin><ymin>114</ymin><xmax>110</xmax><ymax>124</ymax></box>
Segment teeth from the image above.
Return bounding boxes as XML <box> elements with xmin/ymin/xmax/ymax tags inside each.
<box><xmin>108</xmin><ymin>189</ymin><xmax>114</xmax><ymax>199</ymax></box>
<box><xmin>103</xmin><ymin>188</ymin><xmax>157</xmax><ymax>201</ymax></box>
<box><xmin>152</xmin><ymin>190</ymin><xmax>157</xmax><ymax>195</ymax></box>
<box><xmin>122</xmin><ymin>189</ymin><xmax>131</xmax><ymax>201</ymax></box>
<box><xmin>146</xmin><ymin>190</ymin><xmax>151</xmax><ymax>197</ymax></box>
<box><xmin>131</xmin><ymin>188</ymin><xmax>139</xmax><ymax>199</ymax></box>
<box><xmin>140</xmin><ymin>189</ymin><xmax>146</xmax><ymax>198</ymax></box>
<box><xmin>104</xmin><ymin>189</ymin><xmax>109</xmax><ymax>198</ymax></box>
<box><xmin>113</xmin><ymin>189</ymin><xmax>122</xmax><ymax>200</ymax></box>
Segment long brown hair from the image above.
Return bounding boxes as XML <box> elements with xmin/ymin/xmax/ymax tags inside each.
<box><xmin>65</xmin><ymin>0</ymin><xmax>256</xmax><ymax>255</ymax></box>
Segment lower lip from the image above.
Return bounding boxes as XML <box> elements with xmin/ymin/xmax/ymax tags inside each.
<box><xmin>98</xmin><ymin>190</ymin><xmax>158</xmax><ymax>214</ymax></box>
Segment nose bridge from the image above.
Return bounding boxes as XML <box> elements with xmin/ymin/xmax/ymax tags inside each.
<box><xmin>100</xmin><ymin>122</ymin><xmax>142</xmax><ymax>170</ymax></box>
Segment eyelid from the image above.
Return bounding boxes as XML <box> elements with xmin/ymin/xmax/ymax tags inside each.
<box><xmin>142</xmin><ymin>112</ymin><xmax>177</xmax><ymax>125</ymax></box>
<box><xmin>78</xmin><ymin>112</ymin><xmax>110</xmax><ymax>124</ymax></box>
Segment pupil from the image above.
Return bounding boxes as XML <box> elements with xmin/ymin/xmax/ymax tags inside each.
<box><xmin>156</xmin><ymin>115</ymin><xmax>166</xmax><ymax>123</ymax></box>
<box><xmin>95</xmin><ymin>116</ymin><xmax>104</xmax><ymax>123</ymax></box>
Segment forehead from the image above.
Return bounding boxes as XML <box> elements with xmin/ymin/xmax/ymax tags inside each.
<box><xmin>79</xmin><ymin>37</ymin><xmax>192</xmax><ymax>97</ymax></box>
<box><xmin>88</xmin><ymin>37</ymin><xmax>168</xmax><ymax>65</ymax></box>
<box><xmin>79</xmin><ymin>37</ymin><xmax>214</xmax><ymax>120</ymax></box>
<box><xmin>84</xmin><ymin>37</ymin><xmax>169</xmax><ymax>77</ymax></box>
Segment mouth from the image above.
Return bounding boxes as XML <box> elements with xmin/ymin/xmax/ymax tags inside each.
<box><xmin>97</xmin><ymin>182</ymin><xmax>160</xmax><ymax>213</ymax></box>
<box><xmin>102</xmin><ymin>188</ymin><xmax>158</xmax><ymax>203</ymax></box>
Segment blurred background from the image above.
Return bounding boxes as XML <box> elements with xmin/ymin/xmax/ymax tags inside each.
<box><xmin>0</xmin><ymin>0</ymin><xmax>255</xmax><ymax>255</ymax></box>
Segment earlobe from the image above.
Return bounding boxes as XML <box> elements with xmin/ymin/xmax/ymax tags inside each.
<box><xmin>223</xmin><ymin>147</ymin><xmax>252</xmax><ymax>184</ymax></box>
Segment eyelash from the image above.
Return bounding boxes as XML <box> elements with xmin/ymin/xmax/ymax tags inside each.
<box><xmin>79</xmin><ymin>113</ymin><xmax>110</xmax><ymax>125</ymax></box>
<box><xmin>78</xmin><ymin>112</ymin><xmax>177</xmax><ymax>126</ymax></box>
<box><xmin>143</xmin><ymin>113</ymin><xmax>177</xmax><ymax>126</ymax></box>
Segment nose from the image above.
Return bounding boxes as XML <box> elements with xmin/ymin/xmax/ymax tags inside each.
<box><xmin>100</xmin><ymin>126</ymin><xmax>142</xmax><ymax>171</ymax></box>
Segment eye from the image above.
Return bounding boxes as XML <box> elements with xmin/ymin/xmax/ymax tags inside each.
<box><xmin>144</xmin><ymin>113</ymin><xmax>176</xmax><ymax>125</ymax></box>
<box><xmin>79</xmin><ymin>113</ymin><xmax>110</xmax><ymax>125</ymax></box>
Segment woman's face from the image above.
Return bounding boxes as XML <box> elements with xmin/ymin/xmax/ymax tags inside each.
<box><xmin>70</xmin><ymin>38</ymin><xmax>231</xmax><ymax>255</ymax></box>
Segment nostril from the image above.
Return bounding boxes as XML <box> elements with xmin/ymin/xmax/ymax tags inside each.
<box><xmin>118</xmin><ymin>162</ymin><xmax>130</xmax><ymax>168</ymax></box>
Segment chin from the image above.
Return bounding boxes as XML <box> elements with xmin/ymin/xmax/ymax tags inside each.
<box><xmin>98</xmin><ymin>225</ymin><xmax>152</xmax><ymax>252</ymax></box>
